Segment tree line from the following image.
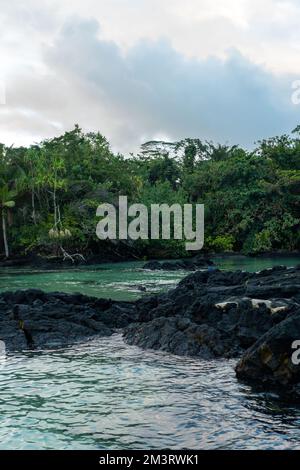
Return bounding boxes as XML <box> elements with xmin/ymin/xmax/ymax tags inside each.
<box><xmin>0</xmin><ymin>124</ymin><xmax>299</xmax><ymax>260</ymax></box>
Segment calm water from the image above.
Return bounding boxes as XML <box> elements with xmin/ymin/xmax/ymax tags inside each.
<box><xmin>0</xmin><ymin>255</ymin><xmax>299</xmax><ymax>300</ymax></box>
<box><xmin>0</xmin><ymin>255</ymin><xmax>300</xmax><ymax>449</ymax></box>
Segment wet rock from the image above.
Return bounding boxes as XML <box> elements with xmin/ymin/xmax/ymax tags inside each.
<box><xmin>123</xmin><ymin>298</ymin><xmax>285</xmax><ymax>359</ymax></box>
<box><xmin>143</xmin><ymin>256</ymin><xmax>215</xmax><ymax>271</ymax></box>
<box><xmin>143</xmin><ymin>260</ymin><xmax>163</xmax><ymax>270</ymax></box>
<box><xmin>235</xmin><ymin>310</ymin><xmax>300</xmax><ymax>386</ymax></box>
<box><xmin>124</xmin><ymin>265</ymin><xmax>300</xmax><ymax>363</ymax></box>
<box><xmin>124</xmin><ymin>316</ymin><xmax>223</xmax><ymax>358</ymax></box>
<box><xmin>0</xmin><ymin>290</ymin><xmax>136</xmax><ymax>351</ymax></box>
<box><xmin>136</xmin><ymin>285</ymin><xmax>147</xmax><ymax>292</ymax></box>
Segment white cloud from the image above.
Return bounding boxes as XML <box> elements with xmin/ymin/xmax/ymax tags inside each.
<box><xmin>0</xmin><ymin>0</ymin><xmax>300</xmax><ymax>152</ymax></box>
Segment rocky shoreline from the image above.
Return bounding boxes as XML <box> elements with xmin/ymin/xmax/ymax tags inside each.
<box><xmin>1</xmin><ymin>251</ymin><xmax>298</xmax><ymax>270</ymax></box>
<box><xmin>0</xmin><ymin>264</ymin><xmax>300</xmax><ymax>394</ymax></box>
<box><xmin>0</xmin><ymin>253</ymin><xmax>138</xmax><ymax>269</ymax></box>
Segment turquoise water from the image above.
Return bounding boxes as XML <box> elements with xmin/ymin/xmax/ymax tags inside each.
<box><xmin>0</xmin><ymin>261</ymin><xmax>178</xmax><ymax>300</ymax></box>
<box><xmin>0</xmin><ymin>256</ymin><xmax>299</xmax><ymax>300</ymax></box>
<box><xmin>0</xmin><ymin>255</ymin><xmax>300</xmax><ymax>449</ymax></box>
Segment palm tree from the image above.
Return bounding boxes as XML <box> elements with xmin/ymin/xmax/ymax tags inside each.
<box><xmin>0</xmin><ymin>145</ymin><xmax>23</xmax><ymax>258</ymax></box>
<box><xmin>0</xmin><ymin>184</ymin><xmax>16</xmax><ymax>257</ymax></box>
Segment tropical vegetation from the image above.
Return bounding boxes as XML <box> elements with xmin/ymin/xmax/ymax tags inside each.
<box><xmin>0</xmin><ymin>125</ymin><xmax>299</xmax><ymax>260</ymax></box>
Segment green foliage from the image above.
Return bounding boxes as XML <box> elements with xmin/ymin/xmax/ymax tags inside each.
<box><xmin>0</xmin><ymin>125</ymin><xmax>299</xmax><ymax>258</ymax></box>
<box><xmin>205</xmin><ymin>235</ymin><xmax>235</xmax><ymax>252</ymax></box>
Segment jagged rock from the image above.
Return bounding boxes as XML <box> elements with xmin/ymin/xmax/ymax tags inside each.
<box><xmin>124</xmin><ymin>265</ymin><xmax>300</xmax><ymax>366</ymax></box>
<box><xmin>0</xmin><ymin>290</ymin><xmax>137</xmax><ymax>351</ymax></box>
<box><xmin>124</xmin><ymin>316</ymin><xmax>223</xmax><ymax>358</ymax></box>
<box><xmin>235</xmin><ymin>310</ymin><xmax>300</xmax><ymax>386</ymax></box>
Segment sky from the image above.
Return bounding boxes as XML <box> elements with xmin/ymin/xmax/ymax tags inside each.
<box><xmin>1</xmin><ymin>0</ymin><xmax>300</xmax><ymax>154</ymax></box>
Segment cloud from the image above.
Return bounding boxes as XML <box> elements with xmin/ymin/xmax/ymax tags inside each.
<box><xmin>36</xmin><ymin>0</ymin><xmax>300</xmax><ymax>74</ymax></box>
<box><xmin>1</xmin><ymin>2</ymin><xmax>300</xmax><ymax>152</ymax></box>
<box><xmin>1</xmin><ymin>17</ymin><xmax>299</xmax><ymax>153</ymax></box>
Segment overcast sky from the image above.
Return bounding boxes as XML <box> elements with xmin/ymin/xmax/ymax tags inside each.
<box><xmin>1</xmin><ymin>0</ymin><xmax>300</xmax><ymax>154</ymax></box>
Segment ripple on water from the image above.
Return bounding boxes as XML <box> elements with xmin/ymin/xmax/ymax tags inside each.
<box><xmin>0</xmin><ymin>335</ymin><xmax>300</xmax><ymax>449</ymax></box>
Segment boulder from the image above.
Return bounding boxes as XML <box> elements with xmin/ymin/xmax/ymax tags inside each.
<box><xmin>0</xmin><ymin>290</ymin><xmax>136</xmax><ymax>351</ymax></box>
<box><xmin>236</xmin><ymin>310</ymin><xmax>300</xmax><ymax>387</ymax></box>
